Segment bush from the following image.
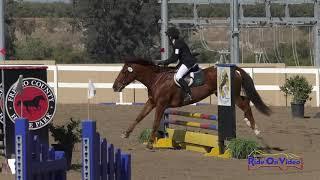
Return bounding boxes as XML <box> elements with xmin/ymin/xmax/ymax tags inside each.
<box><xmin>11</xmin><ymin>2</ymin><xmax>73</xmax><ymax>18</ymax></box>
<box><xmin>48</xmin><ymin>118</ymin><xmax>81</xmax><ymax>169</ymax></box>
<box><xmin>14</xmin><ymin>36</ymin><xmax>89</xmax><ymax>63</ymax></box>
<box><xmin>15</xmin><ymin>37</ymin><xmax>53</xmax><ymax>60</ymax></box>
<box><xmin>52</xmin><ymin>44</ymin><xmax>90</xmax><ymax>64</ymax></box>
<box><xmin>48</xmin><ymin>118</ymin><xmax>82</xmax><ymax>147</ymax></box>
<box><xmin>227</xmin><ymin>138</ymin><xmax>260</xmax><ymax>159</ymax></box>
<box><xmin>139</xmin><ymin>128</ymin><xmax>153</xmax><ymax>143</ymax></box>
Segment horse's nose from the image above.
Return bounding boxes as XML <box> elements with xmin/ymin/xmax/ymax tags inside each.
<box><xmin>112</xmin><ymin>83</ymin><xmax>116</xmax><ymax>91</ymax></box>
<box><xmin>112</xmin><ymin>83</ymin><xmax>120</xmax><ymax>92</ymax></box>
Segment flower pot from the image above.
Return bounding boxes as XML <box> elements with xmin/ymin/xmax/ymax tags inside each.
<box><xmin>51</xmin><ymin>143</ymin><xmax>73</xmax><ymax>170</ymax></box>
<box><xmin>291</xmin><ymin>102</ymin><xmax>305</xmax><ymax>118</ymax></box>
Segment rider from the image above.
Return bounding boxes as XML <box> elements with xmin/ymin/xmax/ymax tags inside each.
<box><xmin>157</xmin><ymin>27</ymin><xmax>197</xmax><ymax>101</ymax></box>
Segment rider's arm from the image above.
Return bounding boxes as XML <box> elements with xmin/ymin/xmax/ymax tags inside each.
<box><xmin>160</xmin><ymin>51</ymin><xmax>178</xmax><ymax>65</ymax></box>
<box><xmin>157</xmin><ymin>45</ymin><xmax>180</xmax><ymax>65</ymax></box>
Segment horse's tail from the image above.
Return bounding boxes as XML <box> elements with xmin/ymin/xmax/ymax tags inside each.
<box><xmin>235</xmin><ymin>66</ymin><xmax>271</xmax><ymax>116</ymax></box>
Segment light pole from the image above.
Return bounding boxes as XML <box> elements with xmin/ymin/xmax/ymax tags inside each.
<box><xmin>160</xmin><ymin>0</ymin><xmax>169</xmax><ymax>60</ymax></box>
<box><xmin>230</xmin><ymin>0</ymin><xmax>239</xmax><ymax>64</ymax></box>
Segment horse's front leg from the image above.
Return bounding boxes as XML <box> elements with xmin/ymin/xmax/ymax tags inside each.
<box><xmin>147</xmin><ymin>104</ymin><xmax>166</xmax><ymax>149</ymax></box>
<box><xmin>121</xmin><ymin>98</ymin><xmax>155</xmax><ymax>138</ymax></box>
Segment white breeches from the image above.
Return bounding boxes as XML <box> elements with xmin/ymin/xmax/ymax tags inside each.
<box><xmin>175</xmin><ymin>64</ymin><xmax>189</xmax><ymax>81</ymax></box>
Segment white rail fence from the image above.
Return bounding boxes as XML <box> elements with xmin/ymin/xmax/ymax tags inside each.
<box><xmin>44</xmin><ymin>65</ymin><xmax>320</xmax><ymax>106</ymax></box>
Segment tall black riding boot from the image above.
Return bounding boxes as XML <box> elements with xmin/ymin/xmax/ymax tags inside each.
<box><xmin>178</xmin><ymin>79</ymin><xmax>192</xmax><ymax>101</ymax></box>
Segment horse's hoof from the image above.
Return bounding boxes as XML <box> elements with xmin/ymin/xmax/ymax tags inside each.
<box><xmin>145</xmin><ymin>148</ymin><xmax>156</xmax><ymax>152</ymax></box>
<box><xmin>146</xmin><ymin>142</ymin><xmax>154</xmax><ymax>150</ymax></box>
<box><xmin>254</xmin><ymin>129</ymin><xmax>261</xmax><ymax>136</ymax></box>
<box><xmin>243</xmin><ymin>118</ymin><xmax>251</xmax><ymax>127</ymax></box>
<box><xmin>120</xmin><ymin>132</ymin><xmax>129</xmax><ymax>139</ymax></box>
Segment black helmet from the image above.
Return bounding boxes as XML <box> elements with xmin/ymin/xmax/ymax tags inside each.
<box><xmin>166</xmin><ymin>27</ymin><xmax>180</xmax><ymax>39</ymax></box>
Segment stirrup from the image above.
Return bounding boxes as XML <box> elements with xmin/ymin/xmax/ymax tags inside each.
<box><xmin>184</xmin><ymin>93</ymin><xmax>192</xmax><ymax>102</ymax></box>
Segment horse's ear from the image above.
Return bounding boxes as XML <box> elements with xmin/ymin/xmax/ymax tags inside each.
<box><xmin>120</xmin><ymin>58</ymin><xmax>126</xmax><ymax>63</ymax></box>
<box><xmin>122</xmin><ymin>56</ymin><xmax>136</xmax><ymax>63</ymax></box>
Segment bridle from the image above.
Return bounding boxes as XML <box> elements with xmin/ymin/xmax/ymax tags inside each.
<box><xmin>116</xmin><ymin>66</ymin><xmax>133</xmax><ymax>90</ymax></box>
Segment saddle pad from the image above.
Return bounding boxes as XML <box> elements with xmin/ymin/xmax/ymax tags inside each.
<box><xmin>190</xmin><ymin>70</ymin><xmax>205</xmax><ymax>87</ymax></box>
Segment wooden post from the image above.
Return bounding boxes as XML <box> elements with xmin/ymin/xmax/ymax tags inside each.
<box><xmin>217</xmin><ymin>64</ymin><xmax>236</xmax><ymax>154</ymax></box>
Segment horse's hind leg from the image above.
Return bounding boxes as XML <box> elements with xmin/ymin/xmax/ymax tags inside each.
<box><xmin>121</xmin><ymin>98</ymin><xmax>155</xmax><ymax>138</ymax></box>
<box><xmin>236</xmin><ymin>96</ymin><xmax>260</xmax><ymax>135</ymax></box>
<box><xmin>26</xmin><ymin>105</ymin><xmax>30</xmax><ymax>113</ymax></box>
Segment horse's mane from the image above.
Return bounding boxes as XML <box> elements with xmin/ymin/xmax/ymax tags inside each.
<box><xmin>123</xmin><ymin>56</ymin><xmax>175</xmax><ymax>73</ymax></box>
<box><xmin>123</xmin><ymin>57</ymin><xmax>155</xmax><ymax>66</ymax></box>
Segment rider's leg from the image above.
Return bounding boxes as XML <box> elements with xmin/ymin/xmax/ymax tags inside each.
<box><xmin>175</xmin><ymin>64</ymin><xmax>192</xmax><ymax>101</ymax></box>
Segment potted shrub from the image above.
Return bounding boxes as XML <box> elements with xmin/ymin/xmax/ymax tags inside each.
<box><xmin>280</xmin><ymin>75</ymin><xmax>313</xmax><ymax>118</ymax></box>
<box><xmin>48</xmin><ymin>118</ymin><xmax>81</xmax><ymax>169</ymax></box>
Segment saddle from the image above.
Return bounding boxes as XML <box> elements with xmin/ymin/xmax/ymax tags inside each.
<box><xmin>174</xmin><ymin>65</ymin><xmax>205</xmax><ymax>87</ymax></box>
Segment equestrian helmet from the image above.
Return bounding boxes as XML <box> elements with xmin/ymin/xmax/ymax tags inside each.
<box><xmin>166</xmin><ymin>27</ymin><xmax>180</xmax><ymax>39</ymax></box>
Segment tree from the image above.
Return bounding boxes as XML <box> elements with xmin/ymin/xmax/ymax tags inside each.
<box><xmin>5</xmin><ymin>0</ymin><xmax>19</xmax><ymax>59</ymax></box>
<box><xmin>74</xmin><ymin>0</ymin><xmax>160</xmax><ymax>63</ymax></box>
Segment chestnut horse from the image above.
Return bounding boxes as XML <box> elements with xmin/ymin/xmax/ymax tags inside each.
<box><xmin>112</xmin><ymin>57</ymin><xmax>271</xmax><ymax>149</ymax></box>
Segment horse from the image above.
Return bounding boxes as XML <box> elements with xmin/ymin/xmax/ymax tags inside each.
<box><xmin>17</xmin><ymin>95</ymin><xmax>45</xmax><ymax>113</ymax></box>
<box><xmin>112</xmin><ymin>57</ymin><xmax>271</xmax><ymax>149</ymax></box>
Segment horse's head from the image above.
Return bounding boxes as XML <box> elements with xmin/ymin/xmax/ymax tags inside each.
<box><xmin>113</xmin><ymin>57</ymin><xmax>158</xmax><ymax>92</ymax></box>
<box><xmin>113</xmin><ymin>63</ymin><xmax>138</xmax><ymax>92</ymax></box>
<box><xmin>37</xmin><ymin>95</ymin><xmax>45</xmax><ymax>100</ymax></box>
